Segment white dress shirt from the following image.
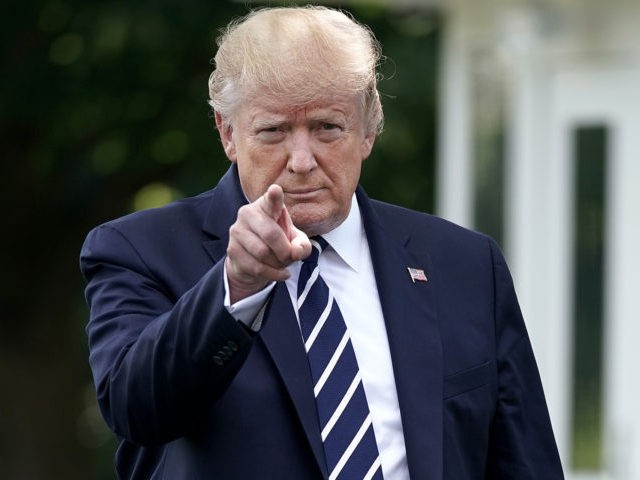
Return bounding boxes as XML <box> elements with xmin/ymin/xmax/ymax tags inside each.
<box><xmin>225</xmin><ymin>195</ymin><xmax>410</xmax><ymax>479</ymax></box>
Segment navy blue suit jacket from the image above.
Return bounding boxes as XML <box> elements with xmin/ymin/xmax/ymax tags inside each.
<box><xmin>80</xmin><ymin>165</ymin><xmax>563</xmax><ymax>479</ymax></box>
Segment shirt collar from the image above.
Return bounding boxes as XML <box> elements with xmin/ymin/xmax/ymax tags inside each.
<box><xmin>322</xmin><ymin>194</ymin><xmax>363</xmax><ymax>273</ymax></box>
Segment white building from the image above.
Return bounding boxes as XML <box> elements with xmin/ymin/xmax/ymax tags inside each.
<box><xmin>436</xmin><ymin>1</ymin><xmax>640</xmax><ymax>478</ymax></box>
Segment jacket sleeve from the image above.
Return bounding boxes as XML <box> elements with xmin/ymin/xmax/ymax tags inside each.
<box><xmin>80</xmin><ymin>223</ymin><xmax>254</xmax><ymax>446</ymax></box>
<box><xmin>485</xmin><ymin>239</ymin><xmax>565</xmax><ymax>478</ymax></box>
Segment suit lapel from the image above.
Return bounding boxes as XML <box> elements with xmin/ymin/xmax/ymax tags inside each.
<box><xmin>358</xmin><ymin>190</ymin><xmax>443</xmax><ymax>480</ymax></box>
<box><xmin>200</xmin><ymin>166</ymin><xmax>327</xmax><ymax>476</ymax></box>
<box><xmin>259</xmin><ymin>284</ymin><xmax>328</xmax><ymax>477</ymax></box>
<box><xmin>201</xmin><ymin>165</ymin><xmax>246</xmax><ymax>262</ymax></box>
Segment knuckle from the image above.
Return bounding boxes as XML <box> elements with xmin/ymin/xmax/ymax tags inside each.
<box><xmin>262</xmin><ymin>228</ymin><xmax>282</xmax><ymax>245</ymax></box>
<box><xmin>254</xmin><ymin>242</ymin><xmax>270</xmax><ymax>260</ymax></box>
<box><xmin>228</xmin><ymin>224</ymin><xmax>238</xmax><ymax>237</ymax></box>
<box><xmin>236</xmin><ymin>204</ymin><xmax>253</xmax><ymax>221</ymax></box>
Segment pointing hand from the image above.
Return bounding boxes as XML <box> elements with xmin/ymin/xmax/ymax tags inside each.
<box><xmin>225</xmin><ymin>184</ymin><xmax>312</xmax><ymax>303</ymax></box>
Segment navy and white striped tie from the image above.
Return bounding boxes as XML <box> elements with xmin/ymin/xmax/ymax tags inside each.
<box><xmin>297</xmin><ymin>236</ymin><xmax>383</xmax><ymax>480</ymax></box>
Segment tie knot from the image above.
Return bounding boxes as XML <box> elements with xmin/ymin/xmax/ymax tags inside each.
<box><xmin>303</xmin><ymin>236</ymin><xmax>328</xmax><ymax>267</ymax></box>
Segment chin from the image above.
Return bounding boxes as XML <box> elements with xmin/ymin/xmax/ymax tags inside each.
<box><xmin>291</xmin><ymin>207</ymin><xmax>342</xmax><ymax>237</ymax></box>
<box><xmin>292</xmin><ymin>218</ymin><xmax>325</xmax><ymax>237</ymax></box>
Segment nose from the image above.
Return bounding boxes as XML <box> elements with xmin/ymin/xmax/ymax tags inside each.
<box><xmin>287</xmin><ymin>130</ymin><xmax>316</xmax><ymax>174</ymax></box>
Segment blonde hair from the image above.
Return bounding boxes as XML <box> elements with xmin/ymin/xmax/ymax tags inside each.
<box><xmin>208</xmin><ymin>6</ymin><xmax>383</xmax><ymax>135</ymax></box>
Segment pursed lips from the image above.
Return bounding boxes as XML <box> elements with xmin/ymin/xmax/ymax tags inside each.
<box><xmin>284</xmin><ymin>187</ymin><xmax>325</xmax><ymax>199</ymax></box>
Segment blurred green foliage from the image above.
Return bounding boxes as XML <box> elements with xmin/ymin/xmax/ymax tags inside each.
<box><xmin>0</xmin><ymin>1</ymin><xmax>439</xmax><ymax>478</ymax></box>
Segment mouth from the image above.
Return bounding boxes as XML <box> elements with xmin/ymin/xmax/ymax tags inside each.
<box><xmin>284</xmin><ymin>187</ymin><xmax>324</xmax><ymax>200</ymax></box>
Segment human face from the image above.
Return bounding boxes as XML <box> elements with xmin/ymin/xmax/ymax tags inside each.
<box><xmin>216</xmin><ymin>96</ymin><xmax>375</xmax><ymax>236</ymax></box>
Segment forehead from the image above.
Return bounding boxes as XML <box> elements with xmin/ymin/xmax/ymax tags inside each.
<box><xmin>236</xmin><ymin>94</ymin><xmax>363</xmax><ymax>124</ymax></box>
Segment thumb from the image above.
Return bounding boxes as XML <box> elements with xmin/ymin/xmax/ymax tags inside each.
<box><xmin>276</xmin><ymin>198</ymin><xmax>295</xmax><ymax>240</ymax></box>
<box><xmin>289</xmin><ymin>226</ymin><xmax>312</xmax><ymax>261</ymax></box>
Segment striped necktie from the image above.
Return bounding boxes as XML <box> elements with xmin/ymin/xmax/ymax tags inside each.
<box><xmin>297</xmin><ymin>236</ymin><xmax>383</xmax><ymax>480</ymax></box>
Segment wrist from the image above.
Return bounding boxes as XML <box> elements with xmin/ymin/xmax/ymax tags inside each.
<box><xmin>225</xmin><ymin>258</ymin><xmax>269</xmax><ymax>304</ymax></box>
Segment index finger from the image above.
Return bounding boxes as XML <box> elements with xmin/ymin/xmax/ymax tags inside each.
<box><xmin>260</xmin><ymin>184</ymin><xmax>285</xmax><ymax>221</ymax></box>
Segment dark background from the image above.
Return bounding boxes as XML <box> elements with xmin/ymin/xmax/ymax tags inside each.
<box><xmin>0</xmin><ymin>1</ymin><xmax>439</xmax><ymax>478</ymax></box>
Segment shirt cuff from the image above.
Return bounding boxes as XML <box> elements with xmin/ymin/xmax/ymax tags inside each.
<box><xmin>224</xmin><ymin>262</ymin><xmax>275</xmax><ymax>331</ymax></box>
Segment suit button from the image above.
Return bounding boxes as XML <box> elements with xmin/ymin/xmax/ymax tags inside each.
<box><xmin>222</xmin><ymin>346</ymin><xmax>233</xmax><ymax>356</ymax></box>
<box><xmin>213</xmin><ymin>355</ymin><xmax>224</xmax><ymax>366</ymax></box>
<box><xmin>227</xmin><ymin>340</ymin><xmax>238</xmax><ymax>351</ymax></box>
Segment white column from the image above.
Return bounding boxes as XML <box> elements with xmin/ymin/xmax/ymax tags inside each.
<box><xmin>501</xmin><ymin>9</ymin><xmax>572</xmax><ymax>468</ymax></box>
<box><xmin>436</xmin><ymin>8</ymin><xmax>473</xmax><ymax>227</ymax></box>
<box><xmin>603</xmin><ymin>78</ymin><xmax>640</xmax><ymax>478</ymax></box>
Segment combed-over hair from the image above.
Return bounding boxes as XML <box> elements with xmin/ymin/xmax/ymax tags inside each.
<box><xmin>208</xmin><ymin>5</ymin><xmax>384</xmax><ymax>135</ymax></box>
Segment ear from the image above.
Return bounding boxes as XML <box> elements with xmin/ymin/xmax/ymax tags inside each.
<box><xmin>215</xmin><ymin>111</ymin><xmax>237</xmax><ymax>162</ymax></box>
<box><xmin>361</xmin><ymin>132</ymin><xmax>376</xmax><ymax>161</ymax></box>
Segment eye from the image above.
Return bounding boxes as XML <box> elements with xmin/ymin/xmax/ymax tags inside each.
<box><xmin>255</xmin><ymin>126</ymin><xmax>285</xmax><ymax>143</ymax></box>
<box><xmin>316</xmin><ymin>122</ymin><xmax>343</xmax><ymax>142</ymax></box>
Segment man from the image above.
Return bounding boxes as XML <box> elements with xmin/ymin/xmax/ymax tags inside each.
<box><xmin>81</xmin><ymin>6</ymin><xmax>564</xmax><ymax>479</ymax></box>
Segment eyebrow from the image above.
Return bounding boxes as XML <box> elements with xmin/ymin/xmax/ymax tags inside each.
<box><xmin>251</xmin><ymin>117</ymin><xmax>288</xmax><ymax>130</ymax></box>
<box><xmin>308</xmin><ymin>111</ymin><xmax>346</xmax><ymax>122</ymax></box>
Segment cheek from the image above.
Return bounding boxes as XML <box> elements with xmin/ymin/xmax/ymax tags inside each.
<box><xmin>340</xmin><ymin>154</ymin><xmax>364</xmax><ymax>187</ymax></box>
<box><xmin>238</xmin><ymin>149</ymin><xmax>288</xmax><ymax>200</ymax></box>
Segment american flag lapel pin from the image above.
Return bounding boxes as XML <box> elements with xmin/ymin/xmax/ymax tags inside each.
<box><xmin>407</xmin><ymin>267</ymin><xmax>428</xmax><ymax>283</ymax></box>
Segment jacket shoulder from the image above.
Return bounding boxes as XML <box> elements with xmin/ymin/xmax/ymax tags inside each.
<box><xmin>95</xmin><ymin>189</ymin><xmax>214</xmax><ymax>237</ymax></box>
<box><xmin>369</xmin><ymin>199</ymin><xmax>493</xmax><ymax>251</ymax></box>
